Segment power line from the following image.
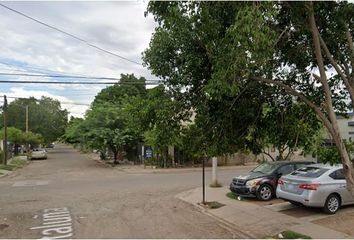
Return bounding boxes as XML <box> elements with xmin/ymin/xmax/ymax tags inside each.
<box><xmin>0</xmin><ymin>3</ymin><xmax>143</xmax><ymax>66</ymax></box>
<box><xmin>0</xmin><ymin>80</ymin><xmax>160</xmax><ymax>85</ymax></box>
<box><xmin>0</xmin><ymin>95</ymin><xmax>91</xmax><ymax>106</ymax></box>
<box><xmin>0</xmin><ymin>61</ymin><xmax>90</xmax><ymax>77</ymax></box>
<box><xmin>0</xmin><ymin>72</ymin><xmax>161</xmax><ymax>82</ymax></box>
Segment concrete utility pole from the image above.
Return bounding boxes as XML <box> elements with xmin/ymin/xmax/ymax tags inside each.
<box><xmin>25</xmin><ymin>105</ymin><xmax>29</xmax><ymax>153</ymax></box>
<box><xmin>202</xmin><ymin>156</ymin><xmax>206</xmax><ymax>204</ymax></box>
<box><xmin>26</xmin><ymin>105</ymin><xmax>28</xmax><ymax>133</ymax></box>
<box><xmin>211</xmin><ymin>157</ymin><xmax>218</xmax><ymax>186</ymax></box>
<box><xmin>3</xmin><ymin>95</ymin><xmax>7</xmax><ymax>165</ymax></box>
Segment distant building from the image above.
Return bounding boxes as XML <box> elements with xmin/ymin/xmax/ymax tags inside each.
<box><xmin>323</xmin><ymin>113</ymin><xmax>354</xmax><ymax>145</ymax></box>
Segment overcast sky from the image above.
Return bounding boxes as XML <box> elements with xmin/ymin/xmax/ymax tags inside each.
<box><xmin>0</xmin><ymin>1</ymin><xmax>157</xmax><ymax>117</ymax></box>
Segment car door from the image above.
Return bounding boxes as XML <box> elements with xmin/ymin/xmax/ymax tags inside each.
<box><xmin>329</xmin><ymin>169</ymin><xmax>354</xmax><ymax>204</ymax></box>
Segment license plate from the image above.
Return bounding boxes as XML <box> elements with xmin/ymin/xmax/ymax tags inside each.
<box><xmin>287</xmin><ymin>184</ymin><xmax>295</xmax><ymax>190</ymax></box>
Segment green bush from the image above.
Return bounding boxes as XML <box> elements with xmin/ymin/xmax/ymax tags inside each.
<box><xmin>144</xmin><ymin>157</ymin><xmax>158</xmax><ymax>166</ymax></box>
<box><xmin>9</xmin><ymin>159</ymin><xmax>27</xmax><ymax>167</ymax></box>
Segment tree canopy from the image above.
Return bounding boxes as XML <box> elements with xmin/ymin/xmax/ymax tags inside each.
<box><xmin>143</xmin><ymin>1</ymin><xmax>354</xmax><ymax>192</ymax></box>
<box><xmin>0</xmin><ymin>96</ymin><xmax>68</xmax><ymax>144</ymax></box>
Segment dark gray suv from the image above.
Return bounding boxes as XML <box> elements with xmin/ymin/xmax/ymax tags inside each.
<box><xmin>230</xmin><ymin>161</ymin><xmax>315</xmax><ymax>201</ymax></box>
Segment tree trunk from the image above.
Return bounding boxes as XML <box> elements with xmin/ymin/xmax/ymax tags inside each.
<box><xmin>308</xmin><ymin>1</ymin><xmax>354</xmax><ymax>194</ymax></box>
<box><xmin>113</xmin><ymin>151</ymin><xmax>118</xmax><ymax>165</ymax></box>
<box><xmin>164</xmin><ymin>148</ymin><xmax>168</xmax><ymax>168</ymax></box>
<box><xmin>14</xmin><ymin>143</ymin><xmax>19</xmax><ymax>156</ymax></box>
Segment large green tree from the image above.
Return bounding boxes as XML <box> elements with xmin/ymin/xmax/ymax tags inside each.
<box><xmin>123</xmin><ymin>85</ymin><xmax>182</xmax><ymax>167</ymax></box>
<box><xmin>144</xmin><ymin>2</ymin><xmax>354</xmax><ymax>193</ymax></box>
<box><xmin>63</xmin><ymin>74</ymin><xmax>147</xmax><ymax>164</ymax></box>
<box><xmin>0</xmin><ymin>127</ymin><xmax>43</xmax><ymax>156</ymax></box>
<box><xmin>0</xmin><ymin>97</ymin><xmax>68</xmax><ymax>144</ymax></box>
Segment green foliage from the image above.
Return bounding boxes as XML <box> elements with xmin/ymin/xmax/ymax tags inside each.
<box><xmin>124</xmin><ymin>85</ymin><xmax>183</xmax><ymax>164</ymax></box>
<box><xmin>249</xmin><ymin>99</ymin><xmax>323</xmax><ymax>160</ymax></box>
<box><xmin>278</xmin><ymin>230</ymin><xmax>312</xmax><ymax>239</ymax></box>
<box><xmin>1</xmin><ymin>127</ymin><xmax>23</xmax><ymax>144</ymax></box>
<box><xmin>0</xmin><ymin>97</ymin><xmax>68</xmax><ymax>144</ymax></box>
<box><xmin>144</xmin><ymin>1</ymin><xmax>354</xmax><ymax>163</ymax></box>
<box><xmin>0</xmin><ymin>127</ymin><xmax>44</xmax><ymax>146</ymax></box>
<box><xmin>9</xmin><ymin>158</ymin><xmax>28</xmax><ymax>167</ymax></box>
<box><xmin>62</xmin><ymin>74</ymin><xmax>148</xmax><ymax>163</ymax></box>
<box><xmin>23</xmin><ymin>131</ymin><xmax>44</xmax><ymax>146</ymax></box>
<box><xmin>315</xmin><ymin>142</ymin><xmax>354</xmax><ymax>165</ymax></box>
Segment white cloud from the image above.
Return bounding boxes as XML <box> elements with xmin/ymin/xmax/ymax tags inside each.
<box><xmin>0</xmin><ymin>87</ymin><xmax>90</xmax><ymax>118</ymax></box>
<box><xmin>0</xmin><ymin>1</ymin><xmax>158</xmax><ymax>117</ymax></box>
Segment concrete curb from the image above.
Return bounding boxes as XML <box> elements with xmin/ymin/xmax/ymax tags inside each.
<box><xmin>0</xmin><ymin>170</ymin><xmax>10</xmax><ymax>178</ymax></box>
<box><xmin>0</xmin><ymin>157</ymin><xmax>30</xmax><ymax>178</ymax></box>
<box><xmin>176</xmin><ymin>189</ymin><xmax>257</xmax><ymax>238</ymax></box>
<box><xmin>118</xmin><ymin>165</ymin><xmax>256</xmax><ymax>175</ymax></box>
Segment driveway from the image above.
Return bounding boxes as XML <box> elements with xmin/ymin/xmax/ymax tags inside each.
<box><xmin>0</xmin><ymin>144</ymin><xmax>252</xmax><ymax>239</ymax></box>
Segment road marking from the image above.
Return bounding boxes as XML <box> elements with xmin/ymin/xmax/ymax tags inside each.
<box><xmin>13</xmin><ymin>180</ymin><xmax>50</xmax><ymax>187</ymax></box>
<box><xmin>30</xmin><ymin>207</ymin><xmax>73</xmax><ymax>239</ymax></box>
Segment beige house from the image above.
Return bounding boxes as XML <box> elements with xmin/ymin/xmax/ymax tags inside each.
<box><xmin>323</xmin><ymin>113</ymin><xmax>354</xmax><ymax>143</ymax></box>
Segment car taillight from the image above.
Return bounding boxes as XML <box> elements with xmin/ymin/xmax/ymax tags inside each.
<box><xmin>299</xmin><ymin>183</ymin><xmax>320</xmax><ymax>190</ymax></box>
<box><xmin>278</xmin><ymin>179</ymin><xmax>284</xmax><ymax>185</ymax></box>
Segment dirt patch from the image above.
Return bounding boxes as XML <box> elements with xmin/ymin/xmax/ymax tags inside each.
<box><xmin>243</xmin><ymin>197</ymin><xmax>284</xmax><ymax>207</ymax></box>
<box><xmin>312</xmin><ymin>208</ymin><xmax>354</xmax><ymax>237</ymax></box>
<box><xmin>279</xmin><ymin>205</ymin><xmax>322</xmax><ymax>218</ymax></box>
<box><xmin>0</xmin><ymin>224</ymin><xmax>9</xmax><ymax>231</ymax></box>
<box><xmin>199</xmin><ymin>201</ymin><xmax>225</xmax><ymax>209</ymax></box>
<box><xmin>226</xmin><ymin>191</ymin><xmax>285</xmax><ymax>206</ymax></box>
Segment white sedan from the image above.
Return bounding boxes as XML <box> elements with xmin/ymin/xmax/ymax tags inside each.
<box><xmin>28</xmin><ymin>149</ymin><xmax>47</xmax><ymax>160</ymax></box>
<box><xmin>277</xmin><ymin>164</ymin><xmax>354</xmax><ymax>214</ymax></box>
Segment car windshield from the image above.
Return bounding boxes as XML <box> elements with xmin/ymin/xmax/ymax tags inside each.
<box><xmin>290</xmin><ymin>166</ymin><xmax>328</xmax><ymax>178</ymax></box>
<box><xmin>251</xmin><ymin>163</ymin><xmax>279</xmax><ymax>174</ymax></box>
<box><xmin>33</xmin><ymin>149</ymin><xmax>44</xmax><ymax>152</ymax></box>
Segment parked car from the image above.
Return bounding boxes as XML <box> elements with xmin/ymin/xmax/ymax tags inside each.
<box><xmin>46</xmin><ymin>143</ymin><xmax>55</xmax><ymax>148</ymax></box>
<box><xmin>230</xmin><ymin>160</ymin><xmax>315</xmax><ymax>201</ymax></box>
<box><xmin>276</xmin><ymin>164</ymin><xmax>354</xmax><ymax>214</ymax></box>
<box><xmin>28</xmin><ymin>148</ymin><xmax>47</xmax><ymax>160</ymax></box>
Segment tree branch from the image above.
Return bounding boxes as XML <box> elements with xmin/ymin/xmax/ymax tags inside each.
<box><xmin>318</xmin><ymin>33</ymin><xmax>354</xmax><ymax>107</ymax></box>
<box><xmin>345</xmin><ymin>25</ymin><xmax>354</xmax><ymax>77</ymax></box>
<box><xmin>262</xmin><ymin>150</ymin><xmax>275</xmax><ymax>161</ymax></box>
<box><xmin>252</xmin><ymin>76</ymin><xmax>335</xmax><ymax>137</ymax></box>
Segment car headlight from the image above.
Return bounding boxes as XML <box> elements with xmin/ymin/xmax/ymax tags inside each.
<box><xmin>246</xmin><ymin>178</ymin><xmax>263</xmax><ymax>188</ymax></box>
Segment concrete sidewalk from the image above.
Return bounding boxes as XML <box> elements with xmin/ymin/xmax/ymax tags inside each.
<box><xmin>176</xmin><ymin>186</ymin><xmax>352</xmax><ymax>239</ymax></box>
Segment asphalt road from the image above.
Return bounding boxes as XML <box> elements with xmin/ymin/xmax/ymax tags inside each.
<box><xmin>0</xmin><ymin>144</ymin><xmax>252</xmax><ymax>239</ymax></box>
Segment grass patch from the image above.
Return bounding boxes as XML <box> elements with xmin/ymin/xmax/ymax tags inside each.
<box><xmin>226</xmin><ymin>192</ymin><xmax>245</xmax><ymax>201</ymax></box>
<box><xmin>267</xmin><ymin>230</ymin><xmax>311</xmax><ymax>239</ymax></box>
<box><xmin>209</xmin><ymin>182</ymin><xmax>223</xmax><ymax>188</ymax></box>
<box><xmin>0</xmin><ymin>164</ymin><xmax>17</xmax><ymax>171</ymax></box>
<box><xmin>9</xmin><ymin>159</ymin><xmax>28</xmax><ymax>167</ymax></box>
<box><xmin>281</xmin><ymin>230</ymin><xmax>311</xmax><ymax>239</ymax></box>
<box><xmin>204</xmin><ymin>201</ymin><xmax>225</xmax><ymax>209</ymax></box>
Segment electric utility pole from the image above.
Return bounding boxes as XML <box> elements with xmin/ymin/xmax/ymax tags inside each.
<box><xmin>26</xmin><ymin>105</ymin><xmax>28</xmax><ymax>133</ymax></box>
<box><xmin>25</xmin><ymin>105</ymin><xmax>29</xmax><ymax>153</ymax></box>
<box><xmin>3</xmin><ymin>95</ymin><xmax>7</xmax><ymax>165</ymax></box>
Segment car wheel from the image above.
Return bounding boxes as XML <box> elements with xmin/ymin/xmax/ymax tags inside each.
<box><xmin>323</xmin><ymin>194</ymin><xmax>341</xmax><ymax>214</ymax></box>
<box><xmin>256</xmin><ymin>184</ymin><xmax>273</xmax><ymax>201</ymax></box>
